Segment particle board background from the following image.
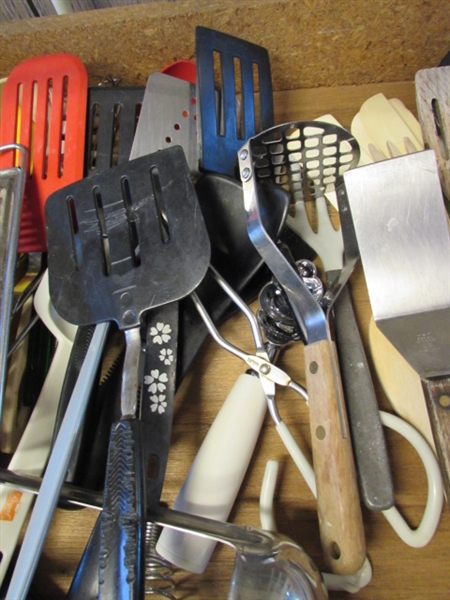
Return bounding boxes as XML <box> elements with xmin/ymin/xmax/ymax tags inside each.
<box><xmin>0</xmin><ymin>0</ymin><xmax>449</xmax><ymax>90</ymax></box>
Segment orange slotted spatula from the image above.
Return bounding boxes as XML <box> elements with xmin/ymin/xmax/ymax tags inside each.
<box><xmin>0</xmin><ymin>53</ymin><xmax>88</xmax><ymax>252</ymax></box>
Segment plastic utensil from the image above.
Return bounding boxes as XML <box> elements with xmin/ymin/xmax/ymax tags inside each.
<box><xmin>351</xmin><ymin>93</ymin><xmax>424</xmax><ymax>164</ymax></box>
<box><xmin>48</xmin><ymin>147</ymin><xmax>210</xmax><ymax>600</ymax></box>
<box><xmin>0</xmin><ymin>52</ymin><xmax>88</xmax><ymax>252</ymax></box>
<box><xmin>196</xmin><ymin>26</ymin><xmax>274</xmax><ymax>177</ymax></box>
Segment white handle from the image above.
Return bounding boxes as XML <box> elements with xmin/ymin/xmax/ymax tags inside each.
<box><xmin>156</xmin><ymin>373</ymin><xmax>267</xmax><ymax>574</ymax></box>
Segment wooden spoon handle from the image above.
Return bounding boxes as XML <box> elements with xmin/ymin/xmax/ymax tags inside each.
<box><xmin>304</xmin><ymin>338</ymin><xmax>366</xmax><ymax>575</ymax></box>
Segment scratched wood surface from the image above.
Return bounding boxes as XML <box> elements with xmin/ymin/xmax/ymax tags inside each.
<box><xmin>5</xmin><ymin>80</ymin><xmax>447</xmax><ymax>599</ymax></box>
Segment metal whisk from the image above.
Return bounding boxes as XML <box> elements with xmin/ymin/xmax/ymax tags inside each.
<box><xmin>145</xmin><ymin>522</ymin><xmax>176</xmax><ymax>599</ymax></box>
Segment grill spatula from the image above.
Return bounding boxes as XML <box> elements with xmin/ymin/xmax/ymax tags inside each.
<box><xmin>5</xmin><ymin>147</ymin><xmax>210</xmax><ymax>599</ymax></box>
<box><xmin>344</xmin><ymin>149</ymin><xmax>450</xmax><ymax>500</ymax></box>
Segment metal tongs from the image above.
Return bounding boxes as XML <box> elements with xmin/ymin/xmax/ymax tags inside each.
<box><xmin>191</xmin><ymin>266</ymin><xmax>319</xmax><ymax>490</ymax></box>
<box><xmin>191</xmin><ymin>265</ymin><xmax>307</xmax><ymax>413</ymax></box>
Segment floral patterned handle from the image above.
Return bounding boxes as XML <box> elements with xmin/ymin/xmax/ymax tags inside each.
<box><xmin>140</xmin><ymin>302</ymin><xmax>179</xmax><ymax>508</ymax></box>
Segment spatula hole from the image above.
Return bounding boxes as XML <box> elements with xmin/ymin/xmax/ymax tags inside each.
<box><xmin>147</xmin><ymin>454</ymin><xmax>159</xmax><ymax>480</ymax></box>
<box><xmin>121</xmin><ymin>175</ymin><xmax>141</xmax><ymax>266</ymax></box>
<box><xmin>67</xmin><ymin>196</ymin><xmax>83</xmax><ymax>271</ymax></box>
<box><xmin>42</xmin><ymin>78</ymin><xmax>53</xmax><ymax>180</ymax></box>
<box><xmin>213</xmin><ymin>50</ymin><xmax>224</xmax><ymax>137</ymax></box>
<box><xmin>252</xmin><ymin>62</ymin><xmax>261</xmax><ymax>134</ymax></box>
<box><xmin>58</xmin><ymin>76</ymin><xmax>69</xmax><ymax>178</ymax></box>
<box><xmin>431</xmin><ymin>97</ymin><xmax>449</xmax><ymax>160</ymax></box>
<box><xmin>92</xmin><ymin>185</ymin><xmax>111</xmax><ymax>275</ymax></box>
<box><xmin>88</xmin><ymin>102</ymin><xmax>100</xmax><ymax>172</ymax></box>
<box><xmin>150</xmin><ymin>167</ymin><xmax>170</xmax><ymax>243</ymax></box>
<box><xmin>233</xmin><ymin>57</ymin><xmax>244</xmax><ymax>139</ymax></box>
<box><xmin>111</xmin><ymin>103</ymin><xmax>121</xmax><ymax>167</ymax></box>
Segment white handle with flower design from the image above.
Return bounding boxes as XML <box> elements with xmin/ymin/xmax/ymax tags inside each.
<box><xmin>156</xmin><ymin>372</ymin><xmax>267</xmax><ymax>573</ymax></box>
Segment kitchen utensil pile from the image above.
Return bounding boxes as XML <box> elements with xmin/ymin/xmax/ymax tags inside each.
<box><xmin>0</xmin><ymin>25</ymin><xmax>448</xmax><ymax>600</ymax></box>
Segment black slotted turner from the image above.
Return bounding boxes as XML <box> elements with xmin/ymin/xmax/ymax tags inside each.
<box><xmin>196</xmin><ymin>26</ymin><xmax>274</xmax><ymax>177</ymax></box>
<box><xmin>46</xmin><ymin>146</ymin><xmax>210</xmax><ymax>598</ymax></box>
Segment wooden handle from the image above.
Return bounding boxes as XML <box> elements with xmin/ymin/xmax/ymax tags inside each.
<box><xmin>304</xmin><ymin>338</ymin><xmax>366</xmax><ymax>575</ymax></box>
<box><xmin>421</xmin><ymin>377</ymin><xmax>450</xmax><ymax>503</ymax></box>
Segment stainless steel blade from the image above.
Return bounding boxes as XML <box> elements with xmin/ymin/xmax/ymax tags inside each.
<box><xmin>344</xmin><ymin>150</ymin><xmax>450</xmax><ymax>379</ymax></box>
<box><xmin>129</xmin><ymin>71</ymin><xmax>198</xmax><ymax>174</ymax></box>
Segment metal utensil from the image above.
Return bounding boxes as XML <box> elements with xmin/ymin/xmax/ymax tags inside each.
<box><xmin>130</xmin><ymin>71</ymin><xmax>198</xmax><ymax>175</ymax></box>
<box><xmin>344</xmin><ymin>149</ymin><xmax>450</xmax><ymax>500</ymax></box>
<box><xmin>285</xmin><ymin>119</ymin><xmax>394</xmax><ymax>510</ymax></box>
<box><xmin>0</xmin><ymin>144</ymin><xmax>27</xmax><ymax>424</ymax></box>
<box><xmin>238</xmin><ymin>122</ymin><xmax>366</xmax><ymax>575</ymax></box>
<box><xmin>196</xmin><ymin>26</ymin><xmax>274</xmax><ymax>177</ymax></box>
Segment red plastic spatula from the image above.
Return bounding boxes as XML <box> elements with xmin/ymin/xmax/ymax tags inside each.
<box><xmin>0</xmin><ymin>53</ymin><xmax>88</xmax><ymax>253</ymax></box>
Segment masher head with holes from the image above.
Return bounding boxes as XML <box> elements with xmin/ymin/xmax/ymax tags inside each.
<box><xmin>243</xmin><ymin>120</ymin><xmax>360</xmax><ymax>201</ymax></box>
<box><xmin>45</xmin><ymin>146</ymin><xmax>211</xmax><ymax>330</ymax></box>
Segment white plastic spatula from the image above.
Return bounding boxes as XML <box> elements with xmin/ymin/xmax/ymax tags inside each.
<box><xmin>351</xmin><ymin>93</ymin><xmax>424</xmax><ymax>163</ymax></box>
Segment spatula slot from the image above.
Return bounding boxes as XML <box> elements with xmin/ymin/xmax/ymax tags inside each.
<box><xmin>213</xmin><ymin>50</ymin><xmax>225</xmax><ymax>137</ymax></box>
<box><xmin>233</xmin><ymin>56</ymin><xmax>243</xmax><ymax>139</ymax></box>
<box><xmin>120</xmin><ymin>175</ymin><xmax>141</xmax><ymax>267</ymax></box>
<box><xmin>149</xmin><ymin>167</ymin><xmax>170</xmax><ymax>244</ymax></box>
<box><xmin>111</xmin><ymin>103</ymin><xmax>122</xmax><ymax>167</ymax></box>
<box><xmin>87</xmin><ymin>102</ymin><xmax>100</xmax><ymax>172</ymax></box>
<box><xmin>431</xmin><ymin>98</ymin><xmax>449</xmax><ymax>160</ymax></box>
<box><xmin>66</xmin><ymin>195</ymin><xmax>83</xmax><ymax>271</ymax></box>
<box><xmin>92</xmin><ymin>185</ymin><xmax>112</xmax><ymax>276</ymax></box>
<box><xmin>58</xmin><ymin>76</ymin><xmax>69</xmax><ymax>178</ymax></box>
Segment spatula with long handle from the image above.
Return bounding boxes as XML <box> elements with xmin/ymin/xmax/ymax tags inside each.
<box><xmin>344</xmin><ymin>150</ymin><xmax>450</xmax><ymax>500</ymax></box>
<box><xmin>5</xmin><ymin>147</ymin><xmax>210</xmax><ymax>600</ymax></box>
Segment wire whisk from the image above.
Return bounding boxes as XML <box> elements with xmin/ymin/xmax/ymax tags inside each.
<box><xmin>145</xmin><ymin>522</ymin><xmax>176</xmax><ymax>599</ymax></box>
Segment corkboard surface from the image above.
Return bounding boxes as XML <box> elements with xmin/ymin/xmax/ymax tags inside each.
<box><xmin>0</xmin><ymin>0</ymin><xmax>449</xmax><ymax>90</ymax></box>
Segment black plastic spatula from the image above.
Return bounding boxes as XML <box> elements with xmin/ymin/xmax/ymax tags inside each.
<box><xmin>46</xmin><ymin>146</ymin><xmax>210</xmax><ymax>598</ymax></box>
<box><xmin>196</xmin><ymin>26</ymin><xmax>274</xmax><ymax>177</ymax></box>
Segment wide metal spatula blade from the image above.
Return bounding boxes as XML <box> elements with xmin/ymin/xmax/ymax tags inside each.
<box><xmin>344</xmin><ymin>150</ymin><xmax>450</xmax><ymax>378</ymax></box>
<box><xmin>344</xmin><ymin>149</ymin><xmax>450</xmax><ymax>498</ymax></box>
